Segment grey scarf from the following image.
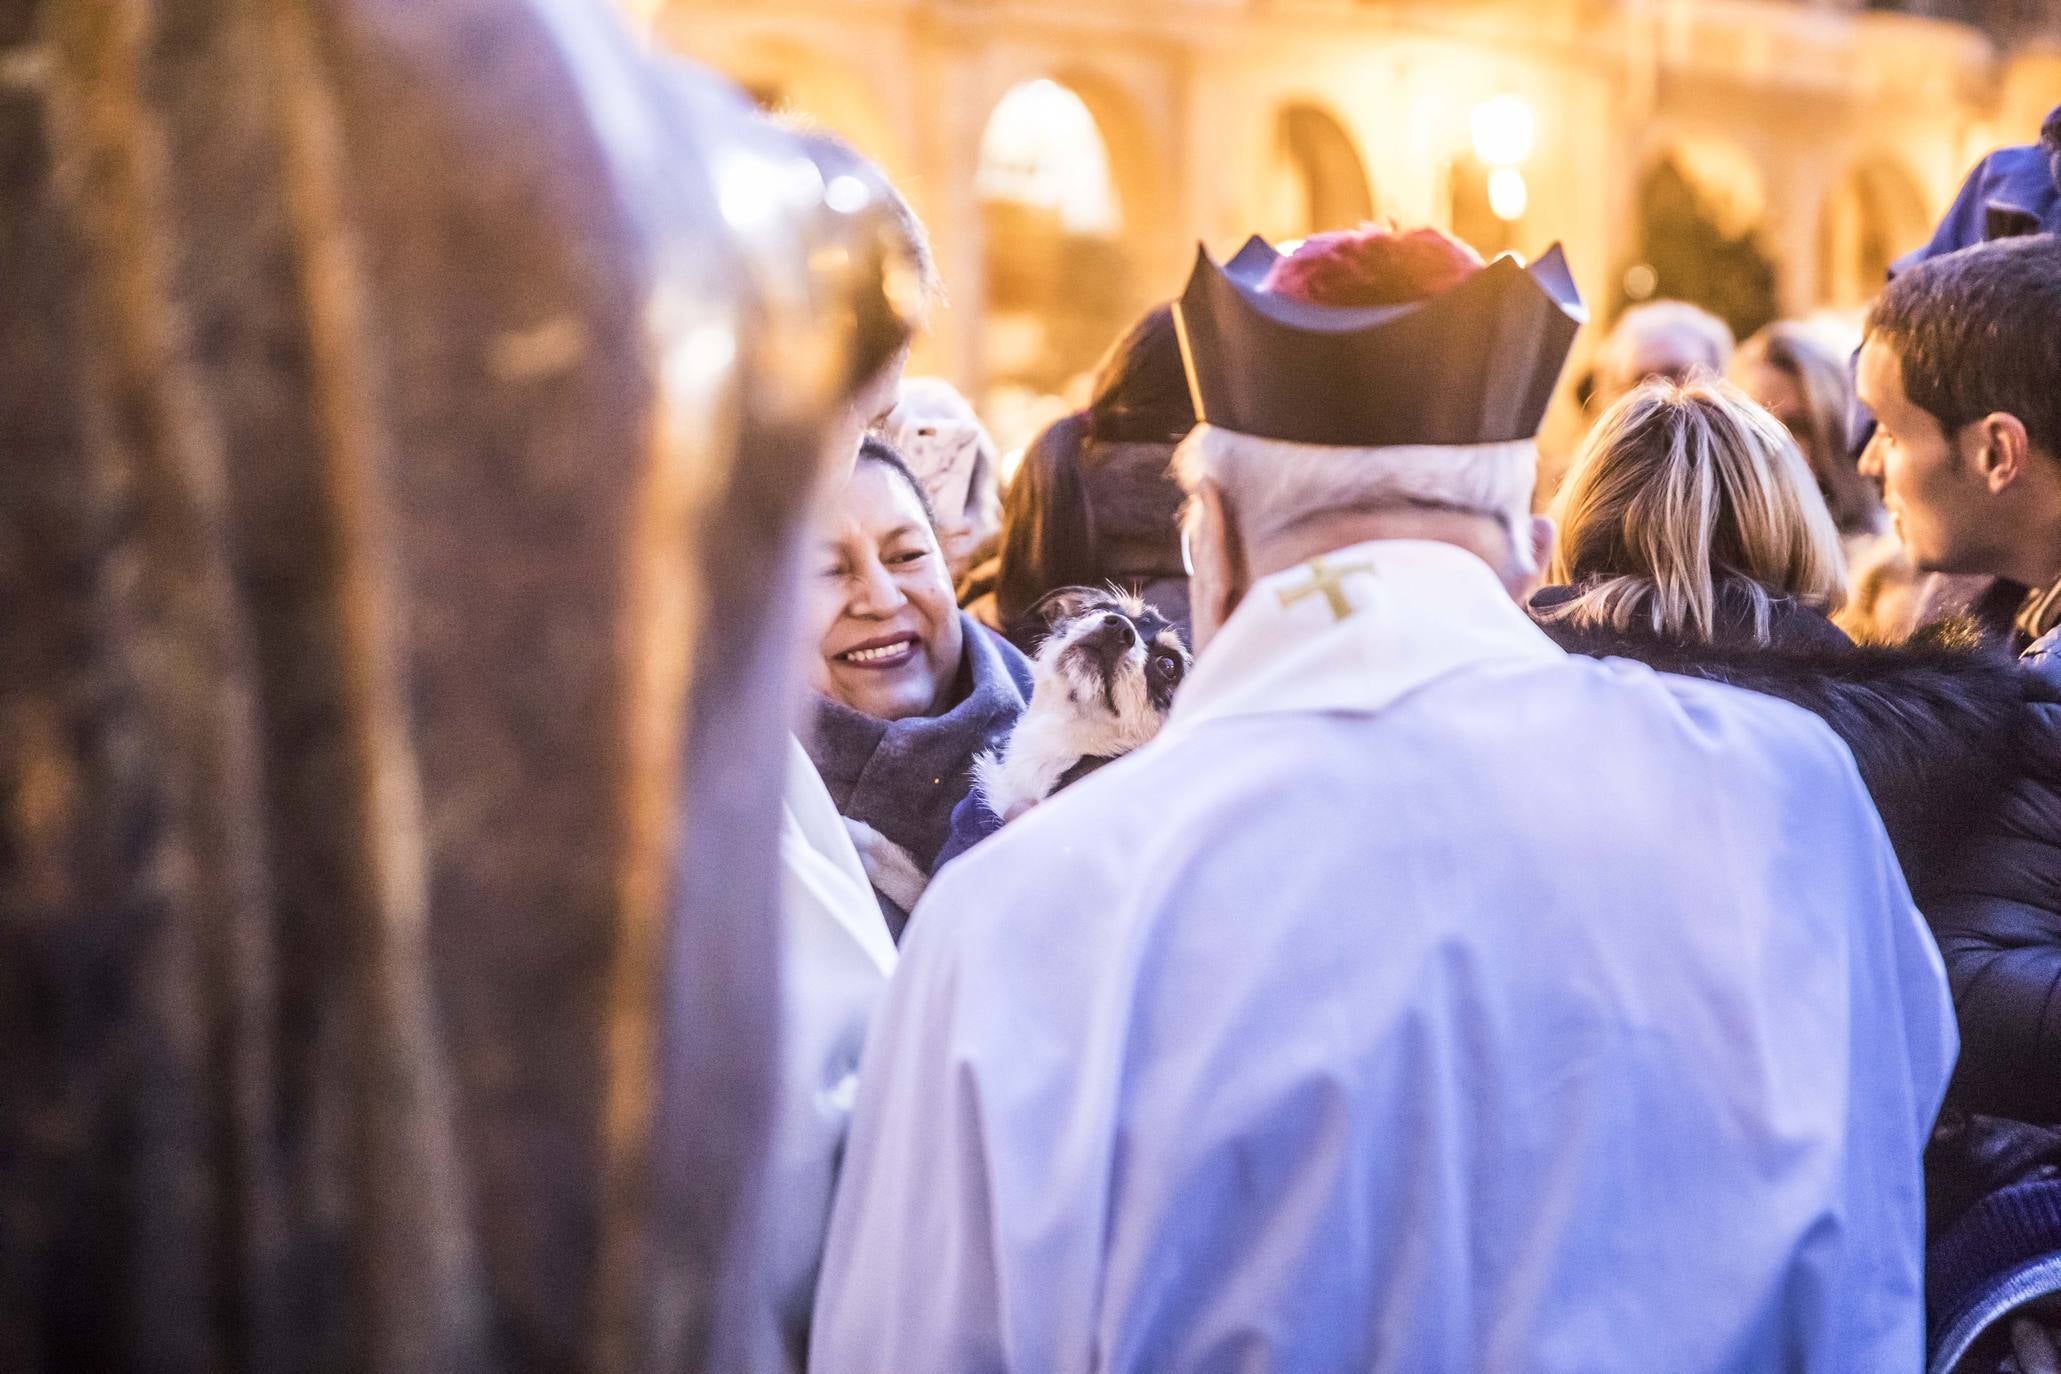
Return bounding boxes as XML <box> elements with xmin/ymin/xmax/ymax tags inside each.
<box><xmin>806</xmin><ymin>611</ymin><xmax>1033</xmax><ymax>878</ymax></box>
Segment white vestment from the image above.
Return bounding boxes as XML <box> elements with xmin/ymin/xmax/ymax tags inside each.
<box><xmin>810</xmin><ymin>540</ymin><xmax>1956</xmax><ymax>1374</ymax></box>
<box><xmin>769</xmin><ymin>738</ymin><xmax>896</xmax><ymax>1371</ymax></box>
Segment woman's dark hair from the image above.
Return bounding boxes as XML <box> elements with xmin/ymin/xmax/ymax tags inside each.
<box><xmin>994</xmin><ymin>306</ymin><xmax>1196</xmax><ymax>638</ymax></box>
<box><xmin>856</xmin><ymin>434</ymin><xmax>936</xmax><ymax>528</ymax></box>
<box><xmin>995</xmin><ymin>413</ymin><xmax>1096</xmax><ymax>637</ymax></box>
<box><xmin>1085</xmin><ymin>305</ymin><xmax>1197</xmax><ymax>446</ymax></box>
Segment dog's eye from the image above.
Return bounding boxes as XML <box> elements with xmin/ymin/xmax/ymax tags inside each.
<box><xmin>1154</xmin><ymin>652</ymin><xmax>1179</xmax><ymax>675</ymax></box>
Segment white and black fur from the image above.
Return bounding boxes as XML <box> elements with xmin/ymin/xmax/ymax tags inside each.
<box><xmin>973</xmin><ymin>586</ymin><xmax>1189</xmax><ymax>823</ymax></box>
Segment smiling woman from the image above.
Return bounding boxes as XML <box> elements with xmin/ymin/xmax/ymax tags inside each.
<box><xmin>804</xmin><ymin>438</ymin><xmax>1035</xmax><ymax>935</ymax></box>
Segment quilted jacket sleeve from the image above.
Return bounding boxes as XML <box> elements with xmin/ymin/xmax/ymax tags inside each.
<box><xmin>1928</xmin><ymin>638</ymin><xmax>2061</xmax><ymax>1124</ymax></box>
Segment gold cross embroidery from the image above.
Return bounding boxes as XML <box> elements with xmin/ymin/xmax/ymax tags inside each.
<box><xmin>1277</xmin><ymin>554</ymin><xmax>1377</xmax><ymax>621</ymax></box>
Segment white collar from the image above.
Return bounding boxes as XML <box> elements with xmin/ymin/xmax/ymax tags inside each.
<box><xmin>1164</xmin><ymin>539</ymin><xmax>1563</xmax><ymax>740</ymax></box>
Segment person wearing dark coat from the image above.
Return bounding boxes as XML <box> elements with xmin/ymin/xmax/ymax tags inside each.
<box><xmin>1851</xmin><ymin>237</ymin><xmax>2061</xmax><ymax>1370</ymax></box>
<box><xmin>1856</xmin><ymin>237</ymin><xmax>2061</xmax><ymax>1111</ymax></box>
<box><xmin>805</xmin><ymin>438</ymin><xmax>1033</xmax><ymax>939</ymax></box>
<box><xmin>964</xmin><ymin>303</ymin><xmax>1197</xmax><ymax>652</ymax></box>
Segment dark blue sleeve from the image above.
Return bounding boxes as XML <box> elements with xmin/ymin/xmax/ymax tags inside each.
<box><xmin>1891</xmin><ymin>143</ymin><xmax>2058</xmax><ymax>277</ymax></box>
<box><xmin>932</xmin><ymin>787</ymin><xmax>1003</xmax><ymax>874</ymax></box>
<box><xmin>1891</xmin><ymin>154</ymin><xmax>1999</xmax><ymax>277</ymax></box>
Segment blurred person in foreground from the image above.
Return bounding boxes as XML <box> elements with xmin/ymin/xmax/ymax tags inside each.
<box><xmin>809</xmin><ymin>224</ymin><xmax>1955</xmax><ymax>1373</ymax></box>
<box><xmin>964</xmin><ymin>303</ymin><xmax>1198</xmax><ymax>649</ymax></box>
<box><xmin>795</xmin><ymin>130</ymin><xmax>940</xmax><ymax>465</ymax></box>
<box><xmin>1534</xmin><ymin>377</ymin><xmax>1850</xmax><ymax>651</ymax></box>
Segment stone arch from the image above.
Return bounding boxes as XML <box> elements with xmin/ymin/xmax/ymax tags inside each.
<box><xmin>1260</xmin><ymin>101</ymin><xmax>1374</xmax><ymax>243</ymax></box>
<box><xmin>1618</xmin><ymin>137</ymin><xmax>1780</xmax><ymax>340</ymax></box>
<box><xmin>1647</xmin><ymin>136</ymin><xmax>1769</xmax><ymax>241</ymax></box>
<box><xmin>1818</xmin><ymin>155</ymin><xmax>1932</xmax><ymax>308</ymax></box>
<box><xmin>710</xmin><ymin>38</ymin><xmax>907</xmax><ymax>176</ymax></box>
<box><xmin>973</xmin><ymin>71</ymin><xmax>1165</xmax><ymax>436</ymax></box>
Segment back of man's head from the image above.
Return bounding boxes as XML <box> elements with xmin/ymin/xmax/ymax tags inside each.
<box><xmin>1866</xmin><ymin>235</ymin><xmax>2061</xmax><ymax>462</ymax></box>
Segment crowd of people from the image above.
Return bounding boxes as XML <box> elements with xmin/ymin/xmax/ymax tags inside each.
<box><xmin>778</xmin><ymin>104</ymin><xmax>2061</xmax><ymax>1374</ymax></box>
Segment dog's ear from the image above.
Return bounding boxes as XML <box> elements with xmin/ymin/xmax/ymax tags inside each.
<box><xmin>1024</xmin><ymin>585</ymin><xmax>1107</xmax><ymax>630</ymax></box>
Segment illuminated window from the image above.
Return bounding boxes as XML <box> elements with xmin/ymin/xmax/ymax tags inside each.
<box><xmin>976</xmin><ymin>77</ymin><xmax>1139</xmax><ymax>427</ymax></box>
<box><xmin>976</xmin><ymin>78</ymin><xmax>1121</xmax><ymax>237</ymax></box>
<box><xmin>1818</xmin><ymin>158</ymin><xmax>1929</xmax><ymax>308</ymax></box>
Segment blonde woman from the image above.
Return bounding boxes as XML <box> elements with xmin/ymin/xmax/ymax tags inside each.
<box><xmin>1532</xmin><ymin>378</ymin><xmax>1852</xmax><ymax>649</ymax></box>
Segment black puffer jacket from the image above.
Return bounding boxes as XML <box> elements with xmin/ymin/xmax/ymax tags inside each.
<box><xmin>1538</xmin><ymin>617</ymin><xmax>2061</xmax><ymax>1124</ymax></box>
<box><xmin>1931</xmin><ymin>634</ymin><xmax>2061</xmax><ymax>1125</ymax></box>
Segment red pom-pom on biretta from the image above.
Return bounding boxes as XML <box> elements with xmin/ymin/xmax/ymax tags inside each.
<box><xmin>1261</xmin><ymin>223</ymin><xmax>1485</xmax><ymax>308</ymax></box>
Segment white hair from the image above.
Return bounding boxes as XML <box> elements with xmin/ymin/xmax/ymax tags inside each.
<box><xmin>1599</xmin><ymin>300</ymin><xmax>1735</xmax><ymax>389</ymax></box>
<box><xmin>1171</xmin><ymin>424</ymin><xmax>1540</xmax><ymax>572</ymax></box>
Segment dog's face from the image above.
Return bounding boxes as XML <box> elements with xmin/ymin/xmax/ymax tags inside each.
<box><xmin>1027</xmin><ymin>587</ymin><xmax>1190</xmax><ymax>743</ymax></box>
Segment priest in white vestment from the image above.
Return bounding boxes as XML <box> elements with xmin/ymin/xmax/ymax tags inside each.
<box><xmin>809</xmin><ymin>226</ymin><xmax>1957</xmax><ymax>1373</ymax></box>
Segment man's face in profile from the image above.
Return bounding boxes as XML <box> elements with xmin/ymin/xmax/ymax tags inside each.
<box><xmin>1856</xmin><ymin>335</ymin><xmax>1991</xmax><ymax>575</ymax></box>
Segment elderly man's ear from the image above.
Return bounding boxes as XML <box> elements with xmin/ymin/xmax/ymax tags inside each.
<box><xmin>1191</xmin><ymin>479</ymin><xmax>1248</xmax><ymax>651</ymax></box>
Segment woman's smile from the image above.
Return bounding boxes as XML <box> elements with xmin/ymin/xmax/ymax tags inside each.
<box><xmin>836</xmin><ymin>631</ymin><xmax>922</xmax><ymax>669</ymax></box>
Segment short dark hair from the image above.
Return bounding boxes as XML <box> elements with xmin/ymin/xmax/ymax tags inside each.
<box><xmin>1865</xmin><ymin>235</ymin><xmax>2061</xmax><ymax>459</ymax></box>
<box><xmin>856</xmin><ymin>434</ymin><xmax>936</xmax><ymax>528</ymax></box>
<box><xmin>1086</xmin><ymin>304</ymin><xmax>1196</xmax><ymax>446</ymax></box>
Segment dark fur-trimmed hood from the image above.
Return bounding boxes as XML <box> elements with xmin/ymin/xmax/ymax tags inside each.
<box><xmin>1539</xmin><ymin>618</ymin><xmax>2060</xmax><ymax>900</ymax></box>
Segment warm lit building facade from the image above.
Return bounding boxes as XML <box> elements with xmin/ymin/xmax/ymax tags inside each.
<box><xmin>642</xmin><ymin>0</ymin><xmax>2060</xmax><ymax>439</ymax></box>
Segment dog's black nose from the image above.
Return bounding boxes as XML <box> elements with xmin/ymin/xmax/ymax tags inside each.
<box><xmin>1102</xmin><ymin>613</ymin><xmax>1134</xmax><ymax>644</ymax></box>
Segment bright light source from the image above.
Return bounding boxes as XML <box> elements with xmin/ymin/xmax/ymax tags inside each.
<box><xmin>1623</xmin><ymin>263</ymin><xmax>1659</xmax><ymax>300</ymax></box>
<box><xmin>976</xmin><ymin>79</ymin><xmax>1122</xmax><ymax>236</ymax></box>
<box><xmin>1471</xmin><ymin>95</ymin><xmax>1535</xmax><ymax>168</ymax></box>
<box><xmin>1487</xmin><ymin>167</ymin><xmax>1528</xmax><ymax>222</ymax></box>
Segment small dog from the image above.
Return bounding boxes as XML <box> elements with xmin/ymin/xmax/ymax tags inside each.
<box><xmin>972</xmin><ymin>586</ymin><xmax>1190</xmax><ymax>825</ymax></box>
<box><xmin>844</xmin><ymin>587</ymin><xmax>1189</xmax><ymax>915</ymax></box>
